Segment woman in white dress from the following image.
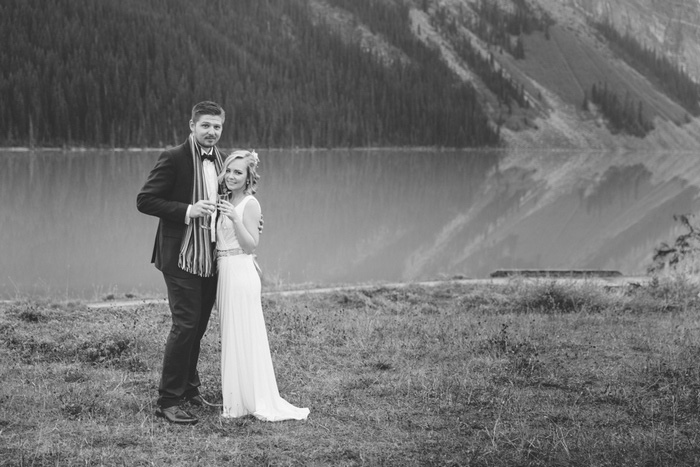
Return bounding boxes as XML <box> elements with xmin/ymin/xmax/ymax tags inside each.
<box><xmin>215</xmin><ymin>150</ymin><xmax>309</xmax><ymax>421</ymax></box>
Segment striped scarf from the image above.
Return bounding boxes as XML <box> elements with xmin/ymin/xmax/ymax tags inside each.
<box><xmin>177</xmin><ymin>134</ymin><xmax>224</xmax><ymax>277</ymax></box>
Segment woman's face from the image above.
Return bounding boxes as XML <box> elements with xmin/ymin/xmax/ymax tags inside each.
<box><xmin>224</xmin><ymin>158</ymin><xmax>249</xmax><ymax>193</ymax></box>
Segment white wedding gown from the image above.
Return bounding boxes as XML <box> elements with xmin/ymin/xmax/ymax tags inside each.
<box><xmin>216</xmin><ymin>195</ymin><xmax>309</xmax><ymax>421</ymax></box>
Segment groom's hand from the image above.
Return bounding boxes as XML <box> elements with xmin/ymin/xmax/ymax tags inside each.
<box><xmin>190</xmin><ymin>200</ymin><xmax>216</xmax><ymax>219</ymax></box>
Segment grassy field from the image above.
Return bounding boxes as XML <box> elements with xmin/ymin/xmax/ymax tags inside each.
<box><xmin>2</xmin><ymin>275</ymin><xmax>700</xmax><ymax>466</ymax></box>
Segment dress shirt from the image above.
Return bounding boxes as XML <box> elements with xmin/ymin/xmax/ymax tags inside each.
<box><xmin>185</xmin><ymin>149</ymin><xmax>218</xmax><ymax>241</ymax></box>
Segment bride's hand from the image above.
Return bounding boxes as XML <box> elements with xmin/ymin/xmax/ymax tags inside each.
<box><xmin>217</xmin><ymin>200</ymin><xmax>240</xmax><ymax>223</ymax></box>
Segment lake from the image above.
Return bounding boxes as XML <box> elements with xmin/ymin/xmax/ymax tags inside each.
<box><xmin>1</xmin><ymin>148</ymin><xmax>698</xmax><ymax>300</ymax></box>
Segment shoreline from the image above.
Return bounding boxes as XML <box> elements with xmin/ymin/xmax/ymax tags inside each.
<box><xmin>80</xmin><ymin>275</ymin><xmax>650</xmax><ymax>309</ymax></box>
<box><xmin>4</xmin><ymin>146</ymin><xmax>700</xmax><ymax>153</ymax></box>
<box><xmin>0</xmin><ymin>145</ymin><xmax>497</xmax><ymax>153</ymax></box>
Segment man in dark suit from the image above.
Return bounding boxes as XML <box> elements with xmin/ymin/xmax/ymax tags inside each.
<box><xmin>137</xmin><ymin>101</ymin><xmax>226</xmax><ymax>425</ymax></box>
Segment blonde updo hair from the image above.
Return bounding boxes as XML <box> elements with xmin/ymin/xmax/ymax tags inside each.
<box><xmin>218</xmin><ymin>149</ymin><xmax>260</xmax><ymax>195</ymax></box>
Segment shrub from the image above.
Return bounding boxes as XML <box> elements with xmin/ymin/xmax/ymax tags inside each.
<box><xmin>649</xmin><ymin>214</ymin><xmax>700</xmax><ymax>275</ymax></box>
<box><xmin>623</xmin><ymin>274</ymin><xmax>700</xmax><ymax>313</ymax></box>
<box><xmin>503</xmin><ymin>280</ymin><xmax>608</xmax><ymax>314</ymax></box>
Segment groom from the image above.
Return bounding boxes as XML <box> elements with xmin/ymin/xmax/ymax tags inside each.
<box><xmin>137</xmin><ymin>101</ymin><xmax>225</xmax><ymax>425</ymax></box>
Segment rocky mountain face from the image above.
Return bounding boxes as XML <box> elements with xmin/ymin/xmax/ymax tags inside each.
<box><xmin>315</xmin><ymin>0</ymin><xmax>700</xmax><ymax>150</ymax></box>
<box><xmin>532</xmin><ymin>0</ymin><xmax>700</xmax><ymax>150</ymax></box>
<box><xmin>570</xmin><ymin>0</ymin><xmax>700</xmax><ymax>79</ymax></box>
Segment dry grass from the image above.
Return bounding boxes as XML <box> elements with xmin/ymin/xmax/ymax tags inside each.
<box><xmin>2</xmin><ymin>277</ymin><xmax>700</xmax><ymax>466</ymax></box>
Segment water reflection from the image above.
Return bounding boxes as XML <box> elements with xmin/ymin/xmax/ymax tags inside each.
<box><xmin>1</xmin><ymin>148</ymin><xmax>698</xmax><ymax>299</ymax></box>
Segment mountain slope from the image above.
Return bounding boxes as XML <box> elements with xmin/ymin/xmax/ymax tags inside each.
<box><xmin>2</xmin><ymin>0</ymin><xmax>700</xmax><ymax>149</ymax></box>
<box><xmin>394</xmin><ymin>0</ymin><xmax>700</xmax><ymax>150</ymax></box>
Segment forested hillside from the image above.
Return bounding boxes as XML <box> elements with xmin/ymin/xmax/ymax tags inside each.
<box><xmin>0</xmin><ymin>0</ymin><xmax>497</xmax><ymax>148</ymax></box>
<box><xmin>3</xmin><ymin>0</ymin><xmax>700</xmax><ymax>149</ymax></box>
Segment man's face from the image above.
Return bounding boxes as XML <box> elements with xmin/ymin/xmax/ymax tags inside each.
<box><xmin>190</xmin><ymin>114</ymin><xmax>224</xmax><ymax>148</ymax></box>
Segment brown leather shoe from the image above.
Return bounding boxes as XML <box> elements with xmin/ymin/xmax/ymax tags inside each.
<box><xmin>155</xmin><ymin>406</ymin><xmax>198</xmax><ymax>425</ymax></box>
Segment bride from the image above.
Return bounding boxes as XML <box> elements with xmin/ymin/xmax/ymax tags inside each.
<box><xmin>215</xmin><ymin>149</ymin><xmax>309</xmax><ymax>421</ymax></box>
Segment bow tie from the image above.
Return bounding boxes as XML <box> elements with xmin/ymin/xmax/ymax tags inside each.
<box><xmin>200</xmin><ymin>151</ymin><xmax>215</xmax><ymax>162</ymax></box>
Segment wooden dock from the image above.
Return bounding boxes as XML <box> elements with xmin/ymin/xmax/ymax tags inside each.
<box><xmin>490</xmin><ymin>269</ymin><xmax>623</xmax><ymax>278</ymax></box>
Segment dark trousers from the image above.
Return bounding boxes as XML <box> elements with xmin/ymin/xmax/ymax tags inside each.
<box><xmin>158</xmin><ymin>271</ymin><xmax>217</xmax><ymax>408</ymax></box>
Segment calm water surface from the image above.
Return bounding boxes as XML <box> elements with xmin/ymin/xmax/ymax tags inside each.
<box><xmin>1</xmin><ymin>148</ymin><xmax>698</xmax><ymax>299</ymax></box>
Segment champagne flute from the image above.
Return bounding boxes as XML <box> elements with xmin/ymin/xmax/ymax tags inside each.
<box><xmin>217</xmin><ymin>189</ymin><xmax>230</xmax><ymax>216</ymax></box>
<box><xmin>218</xmin><ymin>189</ymin><xmax>230</xmax><ymax>204</ymax></box>
<box><xmin>200</xmin><ymin>197</ymin><xmax>216</xmax><ymax>230</ymax></box>
<box><xmin>200</xmin><ymin>208</ymin><xmax>212</xmax><ymax>230</ymax></box>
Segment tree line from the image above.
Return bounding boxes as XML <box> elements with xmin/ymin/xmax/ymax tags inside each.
<box><xmin>430</xmin><ymin>4</ymin><xmax>531</xmax><ymax>113</ymax></box>
<box><xmin>594</xmin><ymin>20</ymin><xmax>700</xmax><ymax>118</ymax></box>
<box><xmin>0</xmin><ymin>0</ymin><xmax>499</xmax><ymax>148</ymax></box>
<box><xmin>585</xmin><ymin>82</ymin><xmax>654</xmax><ymax>137</ymax></box>
<box><xmin>467</xmin><ymin>0</ymin><xmax>554</xmax><ymax>59</ymax></box>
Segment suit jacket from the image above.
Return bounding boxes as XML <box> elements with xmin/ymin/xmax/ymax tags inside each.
<box><xmin>137</xmin><ymin>140</ymin><xmax>200</xmax><ymax>278</ymax></box>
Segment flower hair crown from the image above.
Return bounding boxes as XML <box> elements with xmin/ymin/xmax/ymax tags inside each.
<box><xmin>249</xmin><ymin>150</ymin><xmax>259</xmax><ymax>168</ymax></box>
